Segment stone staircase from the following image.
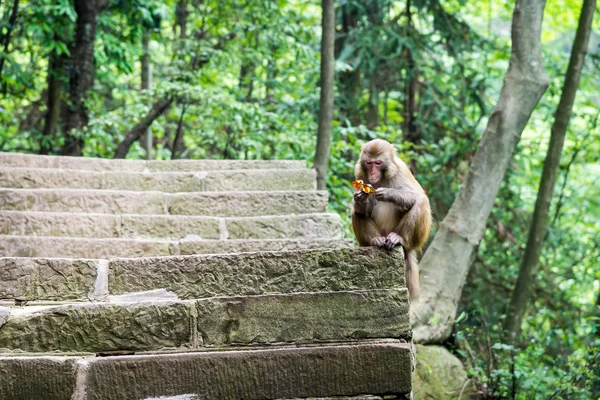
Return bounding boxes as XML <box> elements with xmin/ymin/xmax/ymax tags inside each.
<box><xmin>0</xmin><ymin>152</ymin><xmax>413</xmax><ymax>400</ymax></box>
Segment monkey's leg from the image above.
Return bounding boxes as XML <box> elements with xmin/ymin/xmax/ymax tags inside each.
<box><xmin>395</xmin><ymin>195</ymin><xmax>429</xmax><ymax>250</ymax></box>
<box><xmin>352</xmin><ymin>213</ymin><xmax>386</xmax><ymax>247</ymax></box>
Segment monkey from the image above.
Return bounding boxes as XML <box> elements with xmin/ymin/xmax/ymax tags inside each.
<box><xmin>352</xmin><ymin>139</ymin><xmax>431</xmax><ymax>300</ymax></box>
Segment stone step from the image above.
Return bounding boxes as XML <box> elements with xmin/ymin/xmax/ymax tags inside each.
<box><xmin>0</xmin><ymin>188</ymin><xmax>329</xmax><ymax>216</ymax></box>
<box><xmin>0</xmin><ymin>167</ymin><xmax>316</xmax><ymax>192</ymax></box>
<box><xmin>0</xmin><ymin>290</ymin><xmax>410</xmax><ymax>353</ymax></box>
<box><xmin>0</xmin><ymin>151</ymin><xmax>306</xmax><ymax>172</ymax></box>
<box><xmin>0</xmin><ymin>235</ymin><xmax>353</xmax><ymax>258</ymax></box>
<box><xmin>0</xmin><ymin>341</ymin><xmax>412</xmax><ymax>400</ymax></box>
<box><xmin>0</xmin><ymin>211</ymin><xmax>342</xmax><ymax>240</ymax></box>
<box><xmin>0</xmin><ymin>247</ymin><xmax>403</xmax><ymax>302</ymax></box>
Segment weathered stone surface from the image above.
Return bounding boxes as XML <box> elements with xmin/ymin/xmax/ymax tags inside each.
<box><xmin>82</xmin><ymin>342</ymin><xmax>412</xmax><ymax>400</ymax></box>
<box><xmin>413</xmin><ymin>344</ymin><xmax>477</xmax><ymax>400</ymax></box>
<box><xmin>109</xmin><ymin>247</ymin><xmax>405</xmax><ymax>298</ymax></box>
<box><xmin>225</xmin><ymin>213</ymin><xmax>342</xmax><ymax>239</ymax></box>
<box><xmin>0</xmin><ymin>151</ymin><xmax>147</xmax><ymax>172</ymax></box>
<box><xmin>0</xmin><ymin>235</ymin><xmax>178</xmax><ymax>258</ymax></box>
<box><xmin>0</xmin><ymin>151</ymin><xmax>306</xmax><ymax>171</ymax></box>
<box><xmin>147</xmin><ymin>159</ymin><xmax>306</xmax><ymax>172</ymax></box>
<box><xmin>0</xmin><ymin>188</ymin><xmax>166</xmax><ymax>214</ymax></box>
<box><xmin>0</xmin><ymin>211</ymin><xmax>342</xmax><ymax>240</ymax></box>
<box><xmin>0</xmin><ymin>291</ymin><xmax>408</xmax><ymax>353</ymax></box>
<box><xmin>0</xmin><ymin>167</ymin><xmax>315</xmax><ymax>192</ymax></box>
<box><xmin>196</xmin><ymin>290</ymin><xmax>411</xmax><ymax>345</ymax></box>
<box><xmin>0</xmin><ymin>167</ymin><xmax>104</xmax><ymax>189</ymax></box>
<box><xmin>0</xmin><ymin>236</ymin><xmax>350</xmax><ymax>258</ymax></box>
<box><xmin>0</xmin><ymin>188</ymin><xmax>329</xmax><ymax>217</ymax></box>
<box><xmin>204</xmin><ymin>169</ymin><xmax>316</xmax><ymax>191</ymax></box>
<box><xmin>0</xmin><ymin>356</ymin><xmax>81</xmax><ymax>400</ymax></box>
<box><xmin>0</xmin><ymin>301</ymin><xmax>192</xmax><ymax>353</ymax></box>
<box><xmin>120</xmin><ymin>214</ymin><xmax>221</xmax><ymax>240</ymax></box>
<box><xmin>0</xmin><ymin>258</ymin><xmax>97</xmax><ymax>301</ymax></box>
<box><xmin>168</xmin><ymin>190</ymin><xmax>329</xmax><ymax>216</ymax></box>
<box><xmin>1</xmin><ymin>211</ymin><xmax>118</xmax><ymax>238</ymax></box>
<box><xmin>179</xmin><ymin>238</ymin><xmax>353</xmax><ymax>255</ymax></box>
<box><xmin>102</xmin><ymin>171</ymin><xmax>205</xmax><ymax>192</ymax></box>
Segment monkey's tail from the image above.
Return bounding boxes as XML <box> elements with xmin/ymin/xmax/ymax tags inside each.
<box><xmin>405</xmin><ymin>250</ymin><xmax>420</xmax><ymax>301</ymax></box>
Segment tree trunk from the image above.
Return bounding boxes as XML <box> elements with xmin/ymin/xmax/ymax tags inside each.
<box><xmin>503</xmin><ymin>0</ymin><xmax>596</xmax><ymax>342</ymax></box>
<box><xmin>314</xmin><ymin>0</ymin><xmax>335</xmax><ymax>191</ymax></box>
<box><xmin>336</xmin><ymin>4</ymin><xmax>360</xmax><ymax>122</ymax></box>
<box><xmin>172</xmin><ymin>103</ymin><xmax>188</xmax><ymax>159</ymax></box>
<box><xmin>175</xmin><ymin>0</ymin><xmax>187</xmax><ymax>38</ymax></box>
<box><xmin>366</xmin><ymin>78</ymin><xmax>379</xmax><ymax>128</ymax></box>
<box><xmin>404</xmin><ymin>0</ymin><xmax>419</xmax><ymax>145</ymax></box>
<box><xmin>41</xmin><ymin>51</ymin><xmax>66</xmax><ymax>154</ymax></box>
<box><xmin>114</xmin><ymin>97</ymin><xmax>173</xmax><ymax>159</ymax></box>
<box><xmin>0</xmin><ymin>0</ymin><xmax>20</xmax><ymax>91</ymax></box>
<box><xmin>141</xmin><ymin>30</ymin><xmax>153</xmax><ymax>159</ymax></box>
<box><xmin>239</xmin><ymin>30</ymin><xmax>259</xmax><ymax>101</ymax></box>
<box><xmin>411</xmin><ymin>0</ymin><xmax>549</xmax><ymax>343</ymax></box>
<box><xmin>62</xmin><ymin>0</ymin><xmax>109</xmax><ymax>156</ymax></box>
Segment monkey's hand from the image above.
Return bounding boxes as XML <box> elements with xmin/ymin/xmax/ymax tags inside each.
<box><xmin>371</xmin><ymin>236</ymin><xmax>387</xmax><ymax>247</ymax></box>
<box><xmin>385</xmin><ymin>232</ymin><xmax>406</xmax><ymax>250</ymax></box>
<box><xmin>353</xmin><ymin>191</ymin><xmax>369</xmax><ymax>214</ymax></box>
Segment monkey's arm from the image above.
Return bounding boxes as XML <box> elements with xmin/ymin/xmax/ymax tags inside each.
<box><xmin>374</xmin><ymin>188</ymin><xmax>422</xmax><ymax>210</ymax></box>
<box><xmin>352</xmin><ymin>192</ymin><xmax>386</xmax><ymax>247</ymax></box>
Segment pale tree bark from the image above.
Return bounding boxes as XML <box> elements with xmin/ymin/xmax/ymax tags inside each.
<box><xmin>503</xmin><ymin>0</ymin><xmax>596</xmax><ymax>341</ymax></box>
<box><xmin>314</xmin><ymin>0</ymin><xmax>335</xmax><ymax>191</ymax></box>
<box><xmin>411</xmin><ymin>0</ymin><xmax>550</xmax><ymax>343</ymax></box>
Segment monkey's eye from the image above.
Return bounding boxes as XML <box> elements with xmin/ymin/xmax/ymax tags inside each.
<box><xmin>374</xmin><ymin>161</ymin><xmax>383</xmax><ymax>165</ymax></box>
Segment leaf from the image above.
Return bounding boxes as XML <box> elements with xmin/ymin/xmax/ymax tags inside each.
<box><xmin>352</xmin><ymin>180</ymin><xmax>376</xmax><ymax>194</ymax></box>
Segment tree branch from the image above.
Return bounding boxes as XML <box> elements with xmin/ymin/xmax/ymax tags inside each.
<box><xmin>113</xmin><ymin>97</ymin><xmax>174</xmax><ymax>159</ymax></box>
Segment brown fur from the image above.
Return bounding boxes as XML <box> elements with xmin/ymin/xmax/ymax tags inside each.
<box><xmin>352</xmin><ymin>139</ymin><xmax>432</xmax><ymax>300</ymax></box>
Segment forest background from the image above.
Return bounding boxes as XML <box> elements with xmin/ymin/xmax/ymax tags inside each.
<box><xmin>0</xmin><ymin>0</ymin><xmax>599</xmax><ymax>398</ymax></box>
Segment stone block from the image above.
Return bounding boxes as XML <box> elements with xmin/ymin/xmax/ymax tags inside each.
<box><xmin>179</xmin><ymin>238</ymin><xmax>353</xmax><ymax>255</ymax></box>
<box><xmin>0</xmin><ymin>356</ymin><xmax>81</xmax><ymax>400</ymax></box>
<box><xmin>204</xmin><ymin>169</ymin><xmax>316</xmax><ymax>191</ymax></box>
<box><xmin>0</xmin><ymin>167</ymin><xmax>104</xmax><ymax>189</ymax></box>
<box><xmin>120</xmin><ymin>214</ymin><xmax>221</xmax><ymax>240</ymax></box>
<box><xmin>0</xmin><ymin>151</ymin><xmax>146</xmax><ymax>171</ymax></box>
<box><xmin>168</xmin><ymin>191</ymin><xmax>329</xmax><ymax>217</ymax></box>
<box><xmin>109</xmin><ymin>247</ymin><xmax>405</xmax><ymax>298</ymax></box>
<box><xmin>147</xmin><ymin>159</ymin><xmax>306</xmax><ymax>172</ymax></box>
<box><xmin>81</xmin><ymin>342</ymin><xmax>412</xmax><ymax>399</ymax></box>
<box><xmin>195</xmin><ymin>290</ymin><xmax>411</xmax><ymax>345</ymax></box>
<box><xmin>0</xmin><ymin>258</ymin><xmax>97</xmax><ymax>301</ymax></box>
<box><xmin>101</xmin><ymin>171</ymin><xmax>204</xmax><ymax>192</ymax></box>
<box><xmin>0</xmin><ymin>236</ymin><xmax>178</xmax><ymax>258</ymax></box>
<box><xmin>0</xmin><ymin>301</ymin><xmax>193</xmax><ymax>353</ymax></box>
<box><xmin>0</xmin><ymin>211</ymin><xmax>118</xmax><ymax>238</ymax></box>
<box><xmin>0</xmin><ymin>188</ymin><xmax>166</xmax><ymax>214</ymax></box>
<box><xmin>225</xmin><ymin>213</ymin><xmax>343</xmax><ymax>239</ymax></box>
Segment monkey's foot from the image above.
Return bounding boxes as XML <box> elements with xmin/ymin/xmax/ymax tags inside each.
<box><xmin>385</xmin><ymin>232</ymin><xmax>406</xmax><ymax>250</ymax></box>
<box><xmin>370</xmin><ymin>236</ymin><xmax>387</xmax><ymax>247</ymax></box>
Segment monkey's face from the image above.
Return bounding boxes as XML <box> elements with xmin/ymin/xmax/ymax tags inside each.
<box><xmin>363</xmin><ymin>157</ymin><xmax>385</xmax><ymax>184</ymax></box>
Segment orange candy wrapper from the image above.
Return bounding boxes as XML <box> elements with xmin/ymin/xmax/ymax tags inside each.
<box><xmin>351</xmin><ymin>180</ymin><xmax>376</xmax><ymax>194</ymax></box>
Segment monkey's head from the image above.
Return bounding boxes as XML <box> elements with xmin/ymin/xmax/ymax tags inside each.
<box><xmin>355</xmin><ymin>139</ymin><xmax>400</xmax><ymax>185</ymax></box>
